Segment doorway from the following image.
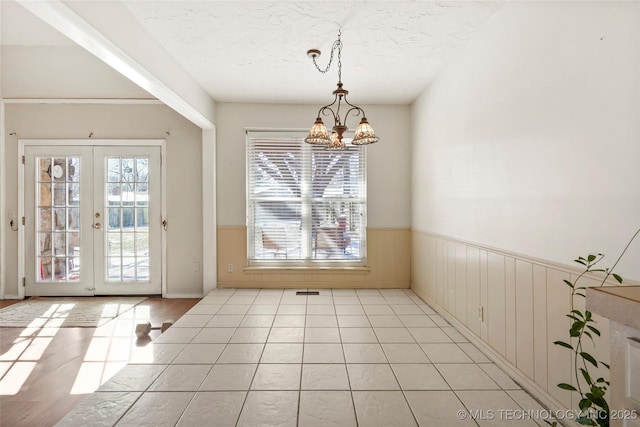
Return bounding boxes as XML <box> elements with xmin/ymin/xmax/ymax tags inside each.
<box><xmin>23</xmin><ymin>144</ymin><xmax>163</xmax><ymax>296</ymax></box>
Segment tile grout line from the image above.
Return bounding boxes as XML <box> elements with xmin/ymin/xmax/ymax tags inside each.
<box><xmin>235</xmin><ymin>289</ymin><xmax>282</xmax><ymax>427</ymax></box>
<box><xmin>336</xmin><ymin>289</ymin><xmax>359</xmax><ymax>427</ymax></box>
<box><xmin>296</xmin><ymin>289</ymin><xmax>308</xmax><ymax>427</ymax></box>
<box><xmin>174</xmin><ymin>290</ymin><xmax>236</xmax><ymax>427</ymax></box>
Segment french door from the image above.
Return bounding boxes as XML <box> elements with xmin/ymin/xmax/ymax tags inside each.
<box><xmin>24</xmin><ymin>145</ymin><xmax>162</xmax><ymax>296</ymax></box>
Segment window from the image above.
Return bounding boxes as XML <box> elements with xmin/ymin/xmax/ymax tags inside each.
<box><xmin>247</xmin><ymin>131</ymin><xmax>366</xmax><ymax>265</ymax></box>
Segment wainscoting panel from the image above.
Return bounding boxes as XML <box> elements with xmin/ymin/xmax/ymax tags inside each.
<box><xmin>411</xmin><ymin>231</ymin><xmax>627</xmax><ymax>414</ymax></box>
<box><xmin>217</xmin><ymin>227</ymin><xmax>410</xmax><ymax>289</ymax></box>
<box><xmin>466</xmin><ymin>246</ymin><xmax>482</xmax><ymax>337</ymax></box>
<box><xmin>546</xmin><ymin>267</ymin><xmax>573</xmax><ymax>408</ymax></box>
<box><xmin>488</xmin><ymin>252</ymin><xmax>507</xmax><ymax>358</ymax></box>
<box><xmin>533</xmin><ymin>264</ymin><xmax>548</xmax><ymax>390</ymax></box>
<box><xmin>515</xmin><ymin>259</ymin><xmax>535</xmax><ymax>380</ymax></box>
<box><xmin>505</xmin><ymin>256</ymin><xmax>517</xmax><ymax>365</ymax></box>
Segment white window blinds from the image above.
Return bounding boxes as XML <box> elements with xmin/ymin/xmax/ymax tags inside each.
<box><xmin>247</xmin><ymin>131</ymin><xmax>366</xmax><ymax>264</ymax></box>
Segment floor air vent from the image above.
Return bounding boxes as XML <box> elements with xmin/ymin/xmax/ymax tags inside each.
<box><xmin>296</xmin><ymin>291</ymin><xmax>320</xmax><ymax>296</ymax></box>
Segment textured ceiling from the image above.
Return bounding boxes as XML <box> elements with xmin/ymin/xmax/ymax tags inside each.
<box><xmin>121</xmin><ymin>1</ymin><xmax>504</xmax><ymax>104</ymax></box>
<box><xmin>3</xmin><ymin>1</ymin><xmax>504</xmax><ymax>104</ymax></box>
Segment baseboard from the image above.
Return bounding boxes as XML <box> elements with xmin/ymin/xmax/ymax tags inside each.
<box><xmin>163</xmin><ymin>293</ymin><xmax>204</xmax><ymax>299</ymax></box>
<box><xmin>412</xmin><ymin>286</ymin><xmax>578</xmax><ymax>427</ymax></box>
<box><xmin>0</xmin><ymin>294</ymin><xmax>20</xmax><ymax>300</ymax></box>
<box><xmin>216</xmin><ymin>282</ymin><xmax>410</xmax><ymax>289</ymax></box>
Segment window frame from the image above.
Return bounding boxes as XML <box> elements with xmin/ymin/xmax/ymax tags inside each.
<box><xmin>246</xmin><ymin>130</ymin><xmax>367</xmax><ymax>267</ymax></box>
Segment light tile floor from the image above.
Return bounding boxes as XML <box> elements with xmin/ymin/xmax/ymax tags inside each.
<box><xmin>56</xmin><ymin>288</ymin><xmax>549</xmax><ymax>426</ymax></box>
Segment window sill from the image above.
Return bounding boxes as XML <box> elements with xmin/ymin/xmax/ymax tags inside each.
<box><xmin>243</xmin><ymin>266</ymin><xmax>371</xmax><ymax>273</ymax></box>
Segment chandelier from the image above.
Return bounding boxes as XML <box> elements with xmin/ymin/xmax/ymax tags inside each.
<box><xmin>304</xmin><ymin>30</ymin><xmax>380</xmax><ymax>150</ymax></box>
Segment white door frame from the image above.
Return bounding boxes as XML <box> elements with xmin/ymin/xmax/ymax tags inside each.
<box><xmin>18</xmin><ymin>139</ymin><xmax>167</xmax><ymax>298</ymax></box>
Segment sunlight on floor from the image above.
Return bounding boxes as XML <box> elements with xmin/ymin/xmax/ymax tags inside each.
<box><xmin>70</xmin><ymin>304</ymin><xmax>154</xmax><ymax>395</ymax></box>
<box><xmin>1</xmin><ymin>301</ymin><xmax>157</xmax><ymax>397</ymax></box>
<box><xmin>0</xmin><ymin>362</ymin><xmax>37</xmax><ymax>395</ymax></box>
<box><xmin>0</xmin><ymin>304</ymin><xmax>70</xmax><ymax>395</ymax></box>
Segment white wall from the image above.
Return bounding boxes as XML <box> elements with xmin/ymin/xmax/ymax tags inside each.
<box><xmin>412</xmin><ymin>0</ymin><xmax>640</xmax><ymax>281</ymax></box>
<box><xmin>3</xmin><ymin>103</ymin><xmax>204</xmax><ymax>297</ymax></box>
<box><xmin>216</xmin><ymin>102</ymin><xmax>411</xmax><ymax>228</ymax></box>
<box><xmin>1</xmin><ymin>46</ymin><xmax>153</xmax><ymax>99</ymax></box>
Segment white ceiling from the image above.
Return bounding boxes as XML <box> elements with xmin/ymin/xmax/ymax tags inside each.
<box><xmin>2</xmin><ymin>1</ymin><xmax>504</xmax><ymax>104</ymax></box>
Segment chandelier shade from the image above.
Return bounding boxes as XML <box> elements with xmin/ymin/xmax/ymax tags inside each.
<box><xmin>326</xmin><ymin>130</ymin><xmax>346</xmax><ymax>150</ymax></box>
<box><xmin>305</xmin><ymin>117</ymin><xmax>331</xmax><ymax>145</ymax></box>
<box><xmin>352</xmin><ymin>117</ymin><xmax>379</xmax><ymax>145</ymax></box>
<box><xmin>304</xmin><ymin>30</ymin><xmax>380</xmax><ymax>150</ymax></box>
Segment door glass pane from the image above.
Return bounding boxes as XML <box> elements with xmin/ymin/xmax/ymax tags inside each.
<box><xmin>122</xmin><ymin>233</ymin><xmax>135</xmax><ymax>256</ymax></box>
<box><xmin>105</xmin><ymin>156</ymin><xmax>151</xmax><ymax>282</ymax></box>
<box><xmin>36</xmin><ymin>157</ymin><xmax>81</xmax><ymax>282</ymax></box>
<box><xmin>67</xmin><ymin>208</ymin><xmax>80</xmax><ymax>230</ymax></box>
<box><xmin>107</xmin><ymin>257</ymin><xmax>121</xmax><ymax>281</ymax></box>
<box><xmin>137</xmin><ymin>258</ymin><xmax>149</xmax><ymax>281</ymax></box>
<box><xmin>136</xmin><ymin>233</ymin><xmax>149</xmax><ymax>255</ymax></box>
<box><xmin>108</xmin><ymin>207</ymin><xmax>121</xmax><ymax>230</ymax></box>
<box><xmin>68</xmin><ymin>183</ymin><xmax>80</xmax><ymax>205</ymax></box>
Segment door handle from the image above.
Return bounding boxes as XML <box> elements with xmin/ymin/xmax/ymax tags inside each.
<box><xmin>93</xmin><ymin>223</ymin><xmax>102</xmax><ymax>230</ymax></box>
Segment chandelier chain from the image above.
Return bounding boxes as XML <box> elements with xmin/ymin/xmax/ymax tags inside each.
<box><xmin>312</xmin><ymin>30</ymin><xmax>343</xmax><ymax>82</ymax></box>
<box><xmin>337</xmin><ymin>36</ymin><xmax>342</xmax><ymax>83</ymax></box>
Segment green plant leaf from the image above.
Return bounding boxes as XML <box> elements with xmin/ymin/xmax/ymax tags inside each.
<box><xmin>586</xmin><ymin>325</ymin><xmax>601</xmax><ymax>336</ymax></box>
<box><xmin>553</xmin><ymin>340</ymin><xmax>573</xmax><ymax>349</ymax></box>
<box><xmin>587</xmin><ymin>254</ymin><xmax>597</xmax><ymax>262</ymax></box>
<box><xmin>580</xmin><ymin>368</ymin><xmax>593</xmax><ymax>385</ymax></box>
<box><xmin>592</xmin><ymin>395</ymin><xmax>608</xmax><ymax>410</ymax></box>
<box><xmin>575</xmin><ymin>259</ymin><xmax>587</xmax><ymax>266</ymax></box>
<box><xmin>581</xmin><ymin>352</ymin><xmax>598</xmax><ymax>367</ymax></box>
<box><xmin>576</xmin><ymin>416</ymin><xmax>596</xmax><ymax>425</ymax></box>
<box><xmin>570</xmin><ymin>321</ymin><xmax>585</xmax><ymax>337</ymax></box>
<box><xmin>601</xmin><ymin>362</ymin><xmax>610</xmax><ymax>370</ymax></box>
<box><xmin>563</xmin><ymin>279</ymin><xmax>575</xmax><ymax>288</ymax></box>
<box><xmin>591</xmin><ymin>385</ymin><xmax>605</xmax><ymax>398</ymax></box>
<box><xmin>613</xmin><ymin>273</ymin><xmax>623</xmax><ymax>283</ymax></box>
<box><xmin>571</xmin><ymin>310</ymin><xmax>585</xmax><ymax>318</ymax></box>
<box><xmin>579</xmin><ymin>398</ymin><xmax>592</xmax><ymax>410</ymax></box>
<box><xmin>558</xmin><ymin>383</ymin><xmax>577</xmax><ymax>391</ymax></box>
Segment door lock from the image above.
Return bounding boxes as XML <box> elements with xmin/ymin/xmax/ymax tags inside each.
<box><xmin>93</xmin><ymin>223</ymin><xmax>102</xmax><ymax>229</ymax></box>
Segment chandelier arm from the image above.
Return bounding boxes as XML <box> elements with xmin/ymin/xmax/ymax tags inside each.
<box><xmin>343</xmin><ymin>106</ymin><xmax>365</xmax><ymax>123</ymax></box>
<box><xmin>316</xmin><ymin>92</ymin><xmax>340</xmax><ymax>123</ymax></box>
<box><xmin>318</xmin><ymin>105</ymin><xmax>339</xmax><ymax>124</ymax></box>
<box><xmin>340</xmin><ymin>93</ymin><xmax>363</xmax><ymax>112</ymax></box>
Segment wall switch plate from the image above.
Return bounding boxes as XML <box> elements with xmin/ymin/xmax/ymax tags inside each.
<box><xmin>227</xmin><ymin>263</ymin><xmax>234</xmax><ymax>273</ymax></box>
